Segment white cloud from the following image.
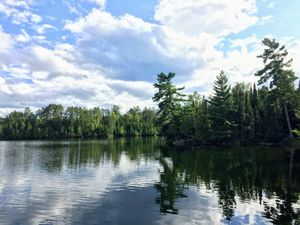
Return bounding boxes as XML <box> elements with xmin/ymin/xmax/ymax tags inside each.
<box><xmin>11</xmin><ymin>11</ymin><xmax>42</xmax><ymax>24</ymax></box>
<box><xmin>64</xmin><ymin>9</ymin><xmax>202</xmax><ymax>82</ymax></box>
<box><xmin>15</xmin><ymin>29</ymin><xmax>31</xmax><ymax>42</ymax></box>
<box><xmin>30</xmin><ymin>14</ymin><xmax>42</xmax><ymax>23</ymax></box>
<box><xmin>285</xmin><ymin>38</ymin><xmax>300</xmax><ymax>78</ymax></box>
<box><xmin>9</xmin><ymin>82</ymin><xmax>34</xmax><ymax>95</ymax></box>
<box><xmin>107</xmin><ymin>79</ymin><xmax>155</xmax><ymax>100</ymax></box>
<box><xmin>259</xmin><ymin>15</ymin><xmax>274</xmax><ymax>25</ymax></box>
<box><xmin>34</xmin><ymin>24</ymin><xmax>57</xmax><ymax>34</ymax></box>
<box><xmin>0</xmin><ymin>26</ymin><xmax>14</xmax><ymax>52</ymax></box>
<box><xmin>65</xmin><ymin>10</ymin><xmax>153</xmax><ymax>33</ymax></box>
<box><xmin>155</xmin><ymin>0</ymin><xmax>258</xmax><ymax>37</ymax></box>
<box><xmin>63</xmin><ymin>0</ymin><xmax>83</xmax><ymax>16</ymax></box>
<box><xmin>181</xmin><ymin>34</ymin><xmax>262</xmax><ymax>94</ymax></box>
<box><xmin>87</xmin><ymin>0</ymin><xmax>106</xmax><ymax>8</ymax></box>
<box><xmin>14</xmin><ymin>29</ymin><xmax>47</xmax><ymax>44</ymax></box>
<box><xmin>32</xmin><ymin>71</ymin><xmax>49</xmax><ymax>80</ymax></box>
<box><xmin>63</xmin><ymin>0</ymin><xmax>106</xmax><ymax>16</ymax></box>
<box><xmin>267</xmin><ymin>2</ymin><xmax>276</xmax><ymax>9</ymax></box>
<box><xmin>2</xmin><ymin>64</ymin><xmax>31</xmax><ymax>80</ymax></box>
<box><xmin>63</xmin><ymin>7</ymin><xmax>265</xmax><ymax>106</ymax></box>
<box><xmin>0</xmin><ymin>22</ymin><xmax>158</xmax><ymax>114</ymax></box>
<box><xmin>0</xmin><ymin>0</ymin><xmax>41</xmax><ymax>25</ymax></box>
<box><xmin>1</xmin><ymin>0</ymin><xmax>32</xmax><ymax>9</ymax></box>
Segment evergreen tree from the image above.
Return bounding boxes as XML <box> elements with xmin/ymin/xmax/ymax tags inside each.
<box><xmin>208</xmin><ymin>71</ymin><xmax>236</xmax><ymax>144</ymax></box>
<box><xmin>180</xmin><ymin>92</ymin><xmax>200</xmax><ymax>141</ymax></box>
<box><xmin>195</xmin><ymin>96</ymin><xmax>210</xmax><ymax>143</ymax></box>
<box><xmin>255</xmin><ymin>38</ymin><xmax>297</xmax><ymax>137</ymax></box>
<box><xmin>251</xmin><ymin>83</ymin><xmax>258</xmax><ymax>139</ymax></box>
<box><xmin>153</xmin><ymin>72</ymin><xmax>185</xmax><ymax>141</ymax></box>
<box><xmin>232</xmin><ymin>83</ymin><xmax>246</xmax><ymax>141</ymax></box>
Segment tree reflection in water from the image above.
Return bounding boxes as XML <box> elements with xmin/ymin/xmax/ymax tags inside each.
<box><xmin>155</xmin><ymin>146</ymin><xmax>300</xmax><ymax>223</ymax></box>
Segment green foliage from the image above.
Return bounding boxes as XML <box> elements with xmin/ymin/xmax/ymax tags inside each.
<box><xmin>152</xmin><ymin>41</ymin><xmax>299</xmax><ymax>145</ymax></box>
<box><xmin>232</xmin><ymin>83</ymin><xmax>254</xmax><ymax>141</ymax></box>
<box><xmin>292</xmin><ymin>129</ymin><xmax>300</xmax><ymax>136</ymax></box>
<box><xmin>0</xmin><ymin>105</ymin><xmax>158</xmax><ymax>140</ymax></box>
<box><xmin>255</xmin><ymin>38</ymin><xmax>297</xmax><ymax>137</ymax></box>
<box><xmin>255</xmin><ymin>38</ymin><xmax>293</xmax><ymax>87</ymax></box>
<box><xmin>208</xmin><ymin>71</ymin><xmax>237</xmax><ymax>144</ymax></box>
<box><xmin>153</xmin><ymin>72</ymin><xmax>185</xmax><ymax>141</ymax></box>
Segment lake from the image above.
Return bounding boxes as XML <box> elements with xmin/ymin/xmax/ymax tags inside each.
<box><xmin>0</xmin><ymin>138</ymin><xmax>299</xmax><ymax>224</ymax></box>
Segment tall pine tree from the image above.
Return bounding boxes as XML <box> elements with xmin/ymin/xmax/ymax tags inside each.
<box><xmin>153</xmin><ymin>72</ymin><xmax>185</xmax><ymax>141</ymax></box>
<box><xmin>255</xmin><ymin>38</ymin><xmax>297</xmax><ymax>137</ymax></box>
<box><xmin>208</xmin><ymin>71</ymin><xmax>236</xmax><ymax>144</ymax></box>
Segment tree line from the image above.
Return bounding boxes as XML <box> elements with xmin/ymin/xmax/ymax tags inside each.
<box><xmin>0</xmin><ymin>105</ymin><xmax>158</xmax><ymax>139</ymax></box>
<box><xmin>153</xmin><ymin>38</ymin><xmax>300</xmax><ymax>145</ymax></box>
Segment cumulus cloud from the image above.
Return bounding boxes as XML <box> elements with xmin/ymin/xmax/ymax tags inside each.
<box><xmin>0</xmin><ymin>22</ymin><xmax>157</xmax><ymax>114</ymax></box>
<box><xmin>155</xmin><ymin>0</ymin><xmax>258</xmax><ymax>37</ymax></box>
<box><xmin>0</xmin><ymin>26</ymin><xmax>14</xmax><ymax>52</ymax></box>
<box><xmin>180</xmin><ymin>32</ymin><xmax>300</xmax><ymax>94</ymax></box>
<box><xmin>64</xmin><ymin>9</ymin><xmax>204</xmax><ymax>81</ymax></box>
<box><xmin>0</xmin><ymin>0</ymin><xmax>42</xmax><ymax>25</ymax></box>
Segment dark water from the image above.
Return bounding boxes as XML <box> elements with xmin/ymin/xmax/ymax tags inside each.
<box><xmin>0</xmin><ymin>138</ymin><xmax>300</xmax><ymax>225</ymax></box>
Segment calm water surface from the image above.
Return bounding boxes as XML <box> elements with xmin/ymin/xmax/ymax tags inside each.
<box><xmin>0</xmin><ymin>138</ymin><xmax>299</xmax><ymax>224</ymax></box>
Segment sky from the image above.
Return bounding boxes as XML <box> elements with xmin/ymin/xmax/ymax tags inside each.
<box><xmin>0</xmin><ymin>0</ymin><xmax>300</xmax><ymax>115</ymax></box>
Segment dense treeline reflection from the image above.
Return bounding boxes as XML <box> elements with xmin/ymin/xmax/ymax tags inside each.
<box><xmin>1</xmin><ymin>138</ymin><xmax>161</xmax><ymax>174</ymax></box>
<box><xmin>24</xmin><ymin>137</ymin><xmax>161</xmax><ymax>171</ymax></box>
<box><xmin>155</xmin><ymin>146</ymin><xmax>300</xmax><ymax>223</ymax></box>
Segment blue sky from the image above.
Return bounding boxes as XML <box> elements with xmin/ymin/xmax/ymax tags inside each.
<box><xmin>0</xmin><ymin>0</ymin><xmax>299</xmax><ymax>114</ymax></box>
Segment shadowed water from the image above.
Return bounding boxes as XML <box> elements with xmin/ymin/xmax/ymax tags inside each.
<box><xmin>0</xmin><ymin>138</ymin><xmax>299</xmax><ymax>224</ymax></box>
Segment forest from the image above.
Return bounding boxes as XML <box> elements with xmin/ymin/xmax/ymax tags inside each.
<box><xmin>0</xmin><ymin>38</ymin><xmax>299</xmax><ymax>144</ymax></box>
<box><xmin>0</xmin><ymin>105</ymin><xmax>158</xmax><ymax>139</ymax></box>
<box><xmin>153</xmin><ymin>38</ymin><xmax>300</xmax><ymax>145</ymax></box>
